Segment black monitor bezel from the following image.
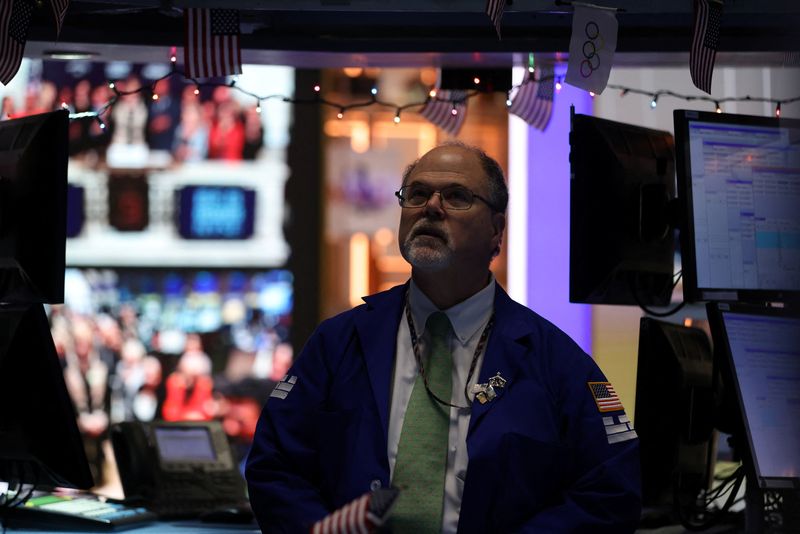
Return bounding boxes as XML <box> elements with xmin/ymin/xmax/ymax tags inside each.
<box><xmin>569</xmin><ymin>111</ymin><xmax>677</xmax><ymax>306</ymax></box>
<box><xmin>0</xmin><ymin>109</ymin><xmax>69</xmax><ymax>305</ymax></box>
<box><xmin>674</xmin><ymin>109</ymin><xmax>800</xmax><ymax>304</ymax></box>
<box><xmin>0</xmin><ymin>304</ymin><xmax>94</xmax><ymax>489</ymax></box>
<box><xmin>706</xmin><ymin>301</ymin><xmax>800</xmax><ymax>490</ymax></box>
<box><xmin>634</xmin><ymin>316</ymin><xmax>716</xmax><ymax>507</ymax></box>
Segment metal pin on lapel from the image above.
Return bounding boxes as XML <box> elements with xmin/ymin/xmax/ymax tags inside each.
<box><xmin>471</xmin><ymin>381</ymin><xmax>498</xmax><ymax>404</ymax></box>
<box><xmin>488</xmin><ymin>372</ymin><xmax>507</xmax><ymax>389</ymax></box>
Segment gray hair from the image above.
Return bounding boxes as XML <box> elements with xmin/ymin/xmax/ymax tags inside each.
<box><xmin>401</xmin><ymin>141</ymin><xmax>509</xmax><ymax>213</ymax></box>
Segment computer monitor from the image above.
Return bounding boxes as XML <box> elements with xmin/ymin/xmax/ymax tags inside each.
<box><xmin>0</xmin><ymin>110</ymin><xmax>69</xmax><ymax>305</ymax></box>
<box><xmin>674</xmin><ymin>110</ymin><xmax>800</xmax><ymax>304</ymax></box>
<box><xmin>570</xmin><ymin>112</ymin><xmax>677</xmax><ymax>306</ymax></box>
<box><xmin>635</xmin><ymin>317</ymin><xmax>715</xmax><ymax>510</ymax></box>
<box><xmin>0</xmin><ymin>304</ymin><xmax>94</xmax><ymax>489</ymax></box>
<box><xmin>706</xmin><ymin>302</ymin><xmax>800</xmax><ymax>490</ymax></box>
<box><xmin>0</xmin><ymin>109</ymin><xmax>93</xmax><ymax>491</ymax></box>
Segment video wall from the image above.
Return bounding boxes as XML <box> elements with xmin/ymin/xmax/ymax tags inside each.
<box><xmin>2</xmin><ymin>59</ymin><xmax>295</xmax><ymax>476</ymax></box>
<box><xmin>56</xmin><ymin>267</ymin><xmax>292</xmax><ymax>435</ymax></box>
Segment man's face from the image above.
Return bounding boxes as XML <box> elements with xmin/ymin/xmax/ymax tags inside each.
<box><xmin>398</xmin><ymin>146</ymin><xmax>505</xmax><ymax>274</ymax></box>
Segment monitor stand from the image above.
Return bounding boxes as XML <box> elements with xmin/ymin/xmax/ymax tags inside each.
<box><xmin>744</xmin><ymin>479</ymin><xmax>800</xmax><ymax>533</ymax></box>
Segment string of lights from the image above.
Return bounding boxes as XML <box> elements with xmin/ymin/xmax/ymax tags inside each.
<box><xmin>64</xmin><ymin>55</ymin><xmax>799</xmax><ymax>128</ymax></box>
<box><xmin>609</xmin><ymin>84</ymin><xmax>800</xmax><ymax>116</ymax></box>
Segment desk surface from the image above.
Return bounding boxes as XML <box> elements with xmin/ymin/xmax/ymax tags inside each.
<box><xmin>2</xmin><ymin>520</ymin><xmax>748</xmax><ymax>534</ymax></box>
<box><xmin>2</xmin><ymin>520</ymin><xmax>260</xmax><ymax>533</ymax></box>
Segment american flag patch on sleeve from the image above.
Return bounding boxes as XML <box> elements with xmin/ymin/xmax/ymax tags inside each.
<box><xmin>587</xmin><ymin>381</ymin><xmax>624</xmax><ymax>412</ymax></box>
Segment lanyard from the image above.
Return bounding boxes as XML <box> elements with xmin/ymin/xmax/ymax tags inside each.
<box><xmin>404</xmin><ymin>289</ymin><xmax>494</xmax><ymax>410</ymax></box>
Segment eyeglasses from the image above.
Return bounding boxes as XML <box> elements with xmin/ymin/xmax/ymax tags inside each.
<box><xmin>395</xmin><ymin>184</ymin><xmax>496</xmax><ymax>211</ymax></box>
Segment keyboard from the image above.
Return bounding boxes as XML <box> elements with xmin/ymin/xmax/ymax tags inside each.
<box><xmin>148</xmin><ymin>471</ymin><xmax>249</xmax><ymax>519</ymax></box>
<box><xmin>6</xmin><ymin>493</ymin><xmax>157</xmax><ymax>531</ymax></box>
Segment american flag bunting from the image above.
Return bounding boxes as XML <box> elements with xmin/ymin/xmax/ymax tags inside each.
<box><xmin>690</xmin><ymin>0</ymin><xmax>723</xmax><ymax>94</ymax></box>
<box><xmin>508</xmin><ymin>67</ymin><xmax>555</xmax><ymax>131</ymax></box>
<box><xmin>184</xmin><ymin>8</ymin><xmax>243</xmax><ymax>79</ymax></box>
<box><xmin>0</xmin><ymin>0</ymin><xmax>34</xmax><ymax>86</ymax></box>
<box><xmin>311</xmin><ymin>493</ymin><xmax>373</xmax><ymax>534</ymax></box>
<box><xmin>485</xmin><ymin>0</ymin><xmax>506</xmax><ymax>39</ymax></box>
<box><xmin>419</xmin><ymin>89</ymin><xmax>468</xmax><ymax>136</ymax></box>
<box><xmin>50</xmin><ymin>0</ymin><xmax>69</xmax><ymax>37</ymax></box>
<box><xmin>588</xmin><ymin>381</ymin><xmax>624</xmax><ymax>413</ymax></box>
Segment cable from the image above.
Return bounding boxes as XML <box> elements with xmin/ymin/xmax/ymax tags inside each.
<box><xmin>630</xmin><ymin>271</ymin><xmax>687</xmax><ymax>317</ymax></box>
<box><xmin>677</xmin><ymin>464</ymin><xmax>745</xmax><ymax>531</ymax></box>
<box><xmin>637</xmin><ymin>300</ymin><xmax>686</xmax><ymax>318</ymax></box>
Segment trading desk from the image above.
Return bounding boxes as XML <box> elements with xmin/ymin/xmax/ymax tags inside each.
<box><xmin>2</xmin><ymin>521</ymin><xmax>260</xmax><ymax>533</ymax></box>
<box><xmin>0</xmin><ymin>522</ymin><xmax>750</xmax><ymax>534</ymax></box>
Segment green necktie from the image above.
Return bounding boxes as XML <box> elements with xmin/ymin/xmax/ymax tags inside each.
<box><xmin>391</xmin><ymin>311</ymin><xmax>453</xmax><ymax>533</ymax></box>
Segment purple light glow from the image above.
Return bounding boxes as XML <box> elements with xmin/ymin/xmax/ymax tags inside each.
<box><xmin>526</xmin><ymin>66</ymin><xmax>593</xmax><ymax>354</ymax></box>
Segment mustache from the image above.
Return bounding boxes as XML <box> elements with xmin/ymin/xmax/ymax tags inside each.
<box><xmin>408</xmin><ymin>222</ymin><xmax>449</xmax><ymax>242</ymax></box>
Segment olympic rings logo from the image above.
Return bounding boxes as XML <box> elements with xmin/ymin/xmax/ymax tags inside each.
<box><xmin>580</xmin><ymin>21</ymin><xmax>605</xmax><ymax>78</ymax></box>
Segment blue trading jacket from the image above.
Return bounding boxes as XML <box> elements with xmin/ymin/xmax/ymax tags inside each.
<box><xmin>246</xmin><ymin>283</ymin><xmax>641</xmax><ymax>533</ymax></box>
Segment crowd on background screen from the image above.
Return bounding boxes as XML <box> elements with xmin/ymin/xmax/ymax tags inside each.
<box><xmin>0</xmin><ymin>78</ymin><xmax>265</xmax><ymax>165</ymax></box>
<box><xmin>49</xmin><ymin>269</ymin><xmax>291</xmax><ymax>484</ymax></box>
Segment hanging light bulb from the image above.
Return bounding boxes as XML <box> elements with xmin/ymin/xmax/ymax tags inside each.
<box><xmin>337</xmin><ymin>108</ymin><xmax>344</xmax><ymax>119</ymax></box>
<box><xmin>370</xmin><ymin>87</ymin><xmax>378</xmax><ymax>96</ymax></box>
<box><xmin>313</xmin><ymin>85</ymin><xmax>321</xmax><ymax>93</ymax></box>
<box><xmin>589</xmin><ymin>91</ymin><xmax>595</xmax><ymax>98</ymax></box>
<box><xmin>473</xmin><ymin>77</ymin><xmax>481</xmax><ymax>85</ymax></box>
<box><xmin>394</xmin><ymin>110</ymin><xmax>401</xmax><ymax>124</ymax></box>
<box><xmin>555</xmin><ymin>81</ymin><xmax>563</xmax><ymax>92</ymax></box>
<box><xmin>429</xmin><ymin>89</ymin><xmax>437</xmax><ymax>98</ymax></box>
<box><xmin>776</xmin><ymin>102</ymin><xmax>782</xmax><ymax>117</ymax></box>
<box><xmin>256</xmin><ymin>103</ymin><xmax>262</xmax><ymax>114</ymax></box>
<box><xmin>193</xmin><ymin>86</ymin><xmax>200</xmax><ymax>96</ymax></box>
<box><xmin>451</xmin><ymin>106</ymin><xmax>458</xmax><ymax>116</ymax></box>
<box><xmin>108</xmin><ymin>82</ymin><xmax>116</xmax><ymax>90</ymax></box>
<box><xmin>152</xmin><ymin>93</ymin><xmax>159</xmax><ymax>101</ymax></box>
<box><xmin>506</xmin><ymin>98</ymin><xmax>512</xmax><ymax>107</ymax></box>
<box><xmin>650</xmin><ymin>95</ymin><xmax>659</xmax><ymax>109</ymax></box>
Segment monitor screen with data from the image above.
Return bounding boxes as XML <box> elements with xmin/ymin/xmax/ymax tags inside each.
<box><xmin>674</xmin><ymin>110</ymin><xmax>800</xmax><ymax>303</ymax></box>
<box><xmin>711</xmin><ymin>304</ymin><xmax>800</xmax><ymax>488</ymax></box>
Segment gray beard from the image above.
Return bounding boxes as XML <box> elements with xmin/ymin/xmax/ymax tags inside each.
<box><xmin>400</xmin><ymin>235</ymin><xmax>453</xmax><ymax>272</ymax></box>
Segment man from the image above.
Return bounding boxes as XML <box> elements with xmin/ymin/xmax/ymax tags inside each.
<box><xmin>246</xmin><ymin>143</ymin><xmax>641</xmax><ymax>533</ymax></box>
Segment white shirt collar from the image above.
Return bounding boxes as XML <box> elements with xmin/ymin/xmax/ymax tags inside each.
<box><xmin>409</xmin><ymin>275</ymin><xmax>496</xmax><ymax>345</ymax></box>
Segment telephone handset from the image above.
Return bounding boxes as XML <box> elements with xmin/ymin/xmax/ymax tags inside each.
<box><xmin>110</xmin><ymin>421</ymin><xmax>157</xmax><ymax>502</ymax></box>
<box><xmin>110</xmin><ymin>420</ymin><xmax>248</xmax><ymax>518</ymax></box>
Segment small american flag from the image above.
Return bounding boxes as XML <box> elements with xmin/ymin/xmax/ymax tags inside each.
<box><xmin>311</xmin><ymin>493</ymin><xmax>373</xmax><ymax>534</ymax></box>
<box><xmin>485</xmin><ymin>0</ymin><xmax>506</xmax><ymax>39</ymax></box>
<box><xmin>184</xmin><ymin>8</ymin><xmax>242</xmax><ymax>79</ymax></box>
<box><xmin>0</xmin><ymin>0</ymin><xmax>33</xmax><ymax>86</ymax></box>
<box><xmin>419</xmin><ymin>89</ymin><xmax>468</xmax><ymax>136</ymax></box>
<box><xmin>508</xmin><ymin>66</ymin><xmax>554</xmax><ymax>131</ymax></box>
<box><xmin>588</xmin><ymin>381</ymin><xmax>624</xmax><ymax>413</ymax></box>
<box><xmin>50</xmin><ymin>0</ymin><xmax>69</xmax><ymax>37</ymax></box>
<box><xmin>690</xmin><ymin>0</ymin><xmax>723</xmax><ymax>94</ymax></box>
